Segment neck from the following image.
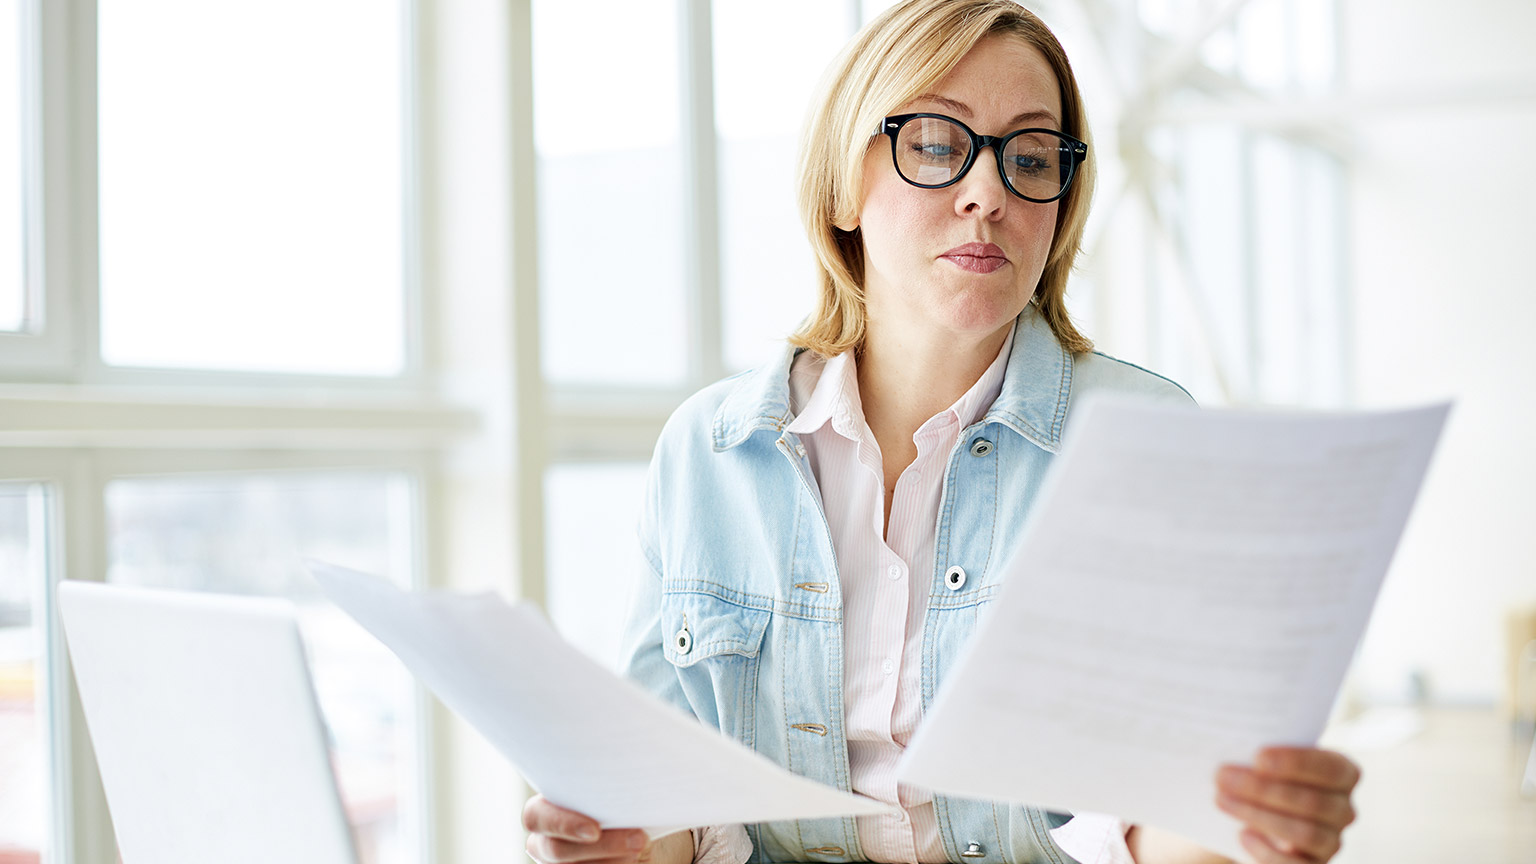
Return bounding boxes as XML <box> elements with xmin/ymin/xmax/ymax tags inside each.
<box><xmin>855</xmin><ymin>319</ymin><xmax>1011</xmax><ymax>447</ymax></box>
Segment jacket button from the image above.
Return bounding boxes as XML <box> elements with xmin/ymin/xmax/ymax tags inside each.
<box><xmin>944</xmin><ymin>566</ymin><xmax>966</xmax><ymax>590</ymax></box>
<box><xmin>969</xmin><ymin>438</ymin><xmax>993</xmax><ymax>457</ymax></box>
<box><xmin>674</xmin><ymin>627</ymin><xmax>692</xmax><ymax>654</ymax></box>
<box><xmin>961</xmin><ymin>841</ymin><xmax>985</xmax><ymax>858</ymax></box>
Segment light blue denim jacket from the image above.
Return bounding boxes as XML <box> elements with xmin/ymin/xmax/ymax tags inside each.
<box><xmin>620</xmin><ymin>307</ymin><xmax>1194</xmax><ymax>864</ymax></box>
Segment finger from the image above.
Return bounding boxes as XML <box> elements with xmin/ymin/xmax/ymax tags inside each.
<box><xmin>1238</xmin><ymin>827</ymin><xmax>1314</xmax><ymax>864</ymax></box>
<box><xmin>529</xmin><ymin>848</ymin><xmax>644</xmax><ymax>864</ymax></box>
<box><xmin>1254</xmin><ymin>747</ymin><xmax>1361</xmax><ymax>792</ymax></box>
<box><xmin>1217</xmin><ymin>765</ymin><xmax>1356</xmax><ymax>829</ymax></box>
<box><xmin>522</xmin><ymin>796</ymin><xmax>603</xmax><ymax>843</ymax></box>
<box><xmin>528</xmin><ymin>830</ymin><xmax>648</xmax><ymax>864</ymax></box>
<box><xmin>1218</xmin><ymin>791</ymin><xmax>1342</xmax><ymax>861</ymax></box>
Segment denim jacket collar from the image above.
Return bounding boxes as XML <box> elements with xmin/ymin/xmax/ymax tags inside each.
<box><xmin>711</xmin><ymin>304</ymin><xmax>1073</xmax><ymax>454</ymax></box>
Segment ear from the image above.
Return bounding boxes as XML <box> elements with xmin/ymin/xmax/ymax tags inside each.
<box><xmin>835</xmin><ymin>214</ymin><xmax>860</xmax><ymax>232</ymax></box>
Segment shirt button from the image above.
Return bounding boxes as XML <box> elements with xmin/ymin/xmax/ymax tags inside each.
<box><xmin>887</xmin><ymin>563</ymin><xmax>903</xmax><ymax>580</ymax></box>
<box><xmin>882</xmin><ymin>659</ymin><xmax>894</xmax><ymax>675</ymax></box>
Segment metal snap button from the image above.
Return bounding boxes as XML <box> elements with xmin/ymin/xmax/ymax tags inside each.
<box><xmin>944</xmin><ymin>565</ymin><xmax>966</xmax><ymax>590</ymax></box>
<box><xmin>674</xmin><ymin>627</ymin><xmax>692</xmax><ymax>654</ymax></box>
<box><xmin>969</xmin><ymin>438</ymin><xmax>994</xmax><ymax>457</ymax></box>
<box><xmin>961</xmin><ymin>841</ymin><xmax>985</xmax><ymax>858</ymax></box>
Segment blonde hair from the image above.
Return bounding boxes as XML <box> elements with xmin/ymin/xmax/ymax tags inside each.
<box><xmin>790</xmin><ymin>0</ymin><xmax>1095</xmax><ymax>357</ymax></box>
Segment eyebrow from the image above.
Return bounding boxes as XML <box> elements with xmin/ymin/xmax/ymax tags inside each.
<box><xmin>913</xmin><ymin>94</ymin><xmax>1061</xmax><ymax>129</ymax></box>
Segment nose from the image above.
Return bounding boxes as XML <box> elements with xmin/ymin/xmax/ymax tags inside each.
<box><xmin>954</xmin><ymin>148</ymin><xmax>1008</xmax><ymax>221</ymax></box>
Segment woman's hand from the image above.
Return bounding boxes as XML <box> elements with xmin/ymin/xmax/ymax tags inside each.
<box><xmin>1215</xmin><ymin>747</ymin><xmax>1359</xmax><ymax>863</ymax></box>
<box><xmin>522</xmin><ymin>795</ymin><xmax>692</xmax><ymax>864</ymax></box>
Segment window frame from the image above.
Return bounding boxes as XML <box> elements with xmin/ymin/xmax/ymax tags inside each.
<box><xmin>0</xmin><ymin>1</ymin><xmax>466</xmax><ymax>861</ymax></box>
<box><xmin>0</xmin><ymin>0</ymin><xmax>70</xmax><ymax>376</ymax></box>
<box><xmin>1</xmin><ymin>0</ymin><xmax>429</xmax><ymax>390</ymax></box>
<box><xmin>0</xmin><ymin>448</ymin><xmax>442</xmax><ymax>864</ymax></box>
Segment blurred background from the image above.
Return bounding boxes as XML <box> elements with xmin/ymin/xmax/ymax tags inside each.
<box><xmin>0</xmin><ymin>0</ymin><xmax>1531</xmax><ymax>862</ymax></box>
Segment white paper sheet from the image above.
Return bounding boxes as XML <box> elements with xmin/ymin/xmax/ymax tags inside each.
<box><xmin>309</xmin><ymin>561</ymin><xmax>892</xmax><ymax>836</ymax></box>
<box><xmin>897</xmin><ymin>398</ymin><xmax>1449</xmax><ymax>861</ymax></box>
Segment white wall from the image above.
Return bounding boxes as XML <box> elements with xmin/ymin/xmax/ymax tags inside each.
<box><xmin>1344</xmin><ymin>0</ymin><xmax>1536</xmax><ymax>703</ymax></box>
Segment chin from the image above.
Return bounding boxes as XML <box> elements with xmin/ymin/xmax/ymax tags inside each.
<box><xmin>939</xmin><ymin>293</ymin><xmax>1027</xmax><ymax>336</ymax></box>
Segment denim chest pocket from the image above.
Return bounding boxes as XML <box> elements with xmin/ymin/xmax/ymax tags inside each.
<box><xmin>660</xmin><ymin>590</ymin><xmax>771</xmax><ymax>745</ymax></box>
<box><xmin>661</xmin><ymin>590</ymin><xmax>770</xmax><ymax>665</ymax></box>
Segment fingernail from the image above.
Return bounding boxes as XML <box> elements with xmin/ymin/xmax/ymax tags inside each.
<box><xmin>578</xmin><ymin>827</ymin><xmax>599</xmax><ymax>842</ymax></box>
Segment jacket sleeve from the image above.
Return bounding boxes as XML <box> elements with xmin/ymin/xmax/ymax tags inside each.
<box><xmin>617</xmin><ymin>448</ymin><xmax>691</xmax><ymax>716</ymax></box>
<box><xmin>620</xmin><ymin>419</ymin><xmax>755</xmax><ymax>864</ymax></box>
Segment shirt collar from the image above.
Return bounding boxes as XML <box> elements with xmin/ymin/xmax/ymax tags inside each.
<box><xmin>781</xmin><ymin>320</ymin><xmax>1016</xmax><ymax>440</ymax></box>
<box><xmin>950</xmin><ymin>319</ymin><xmax>1015</xmax><ymax>430</ymax></box>
<box><xmin>784</xmin><ymin>350</ymin><xmax>859</xmax><ymax>437</ymax></box>
<box><xmin>712</xmin><ymin>304</ymin><xmax>1074</xmax><ymax>453</ymax></box>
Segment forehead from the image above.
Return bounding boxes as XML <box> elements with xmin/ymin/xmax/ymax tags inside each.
<box><xmin>905</xmin><ymin>33</ymin><xmax>1063</xmax><ymax>129</ymax></box>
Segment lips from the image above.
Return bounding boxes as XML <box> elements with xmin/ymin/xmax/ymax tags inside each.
<box><xmin>940</xmin><ymin>242</ymin><xmax>1008</xmax><ymax>274</ymax></box>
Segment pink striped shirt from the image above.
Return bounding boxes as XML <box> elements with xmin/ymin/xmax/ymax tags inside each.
<box><xmin>692</xmin><ymin>329</ymin><xmax>1132</xmax><ymax>864</ymax></box>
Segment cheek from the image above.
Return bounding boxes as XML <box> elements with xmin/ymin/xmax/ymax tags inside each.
<box><xmin>1025</xmin><ymin>202</ymin><xmax>1059</xmax><ymax>246</ymax></box>
<box><xmin>1012</xmin><ymin>203</ymin><xmax>1059</xmax><ymax>274</ymax></box>
<box><xmin>858</xmin><ymin>183</ymin><xmax>939</xmax><ymax>267</ymax></box>
<box><xmin>861</xmin><ymin>206</ymin><xmax>923</xmax><ymax>262</ymax></box>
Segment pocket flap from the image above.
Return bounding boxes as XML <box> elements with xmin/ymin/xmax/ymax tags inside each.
<box><xmin>660</xmin><ymin>591</ymin><xmax>770</xmax><ymax>668</ymax></box>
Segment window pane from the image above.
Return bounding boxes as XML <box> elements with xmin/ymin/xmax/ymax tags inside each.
<box><xmin>714</xmin><ymin>2</ymin><xmax>850</xmax><ymax>372</ymax></box>
<box><xmin>1293</xmin><ymin>0</ymin><xmax>1336</xmax><ymax>91</ymax></box>
<box><xmin>97</xmin><ymin>1</ymin><xmax>406</xmax><ymax>376</ymax></box>
<box><xmin>860</xmin><ymin>0</ymin><xmax>901</xmax><ymax>24</ymax></box>
<box><xmin>1236</xmin><ymin>0</ymin><xmax>1291</xmax><ymax>91</ymax></box>
<box><xmin>1253</xmin><ymin>135</ymin><xmax>1302</xmax><ymax>402</ymax></box>
<box><xmin>0</xmin><ymin>483</ymin><xmax>50</xmax><ymax>862</ymax></box>
<box><xmin>1172</xmin><ymin>122</ymin><xmax>1252</xmax><ymax>394</ymax></box>
<box><xmin>544</xmin><ymin>462</ymin><xmax>648</xmax><ymax>671</ymax></box>
<box><xmin>0</xmin><ymin>0</ymin><xmax>24</xmax><ymax>333</ymax></box>
<box><xmin>533</xmin><ymin>0</ymin><xmax>687</xmax><ymax>387</ymax></box>
<box><xmin>1298</xmin><ymin>148</ymin><xmax>1346</xmax><ymax>405</ymax></box>
<box><xmin>105</xmin><ymin>471</ymin><xmax>421</xmax><ymax>864</ymax></box>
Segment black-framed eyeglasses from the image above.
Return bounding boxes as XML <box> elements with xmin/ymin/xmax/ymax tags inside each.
<box><xmin>877</xmin><ymin>113</ymin><xmax>1088</xmax><ymax>203</ymax></box>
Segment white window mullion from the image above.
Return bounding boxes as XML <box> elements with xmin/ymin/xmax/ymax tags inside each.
<box><xmin>27</xmin><ymin>480</ymin><xmax>65</xmax><ymax>864</ymax></box>
<box><xmin>398</xmin><ymin>0</ymin><xmax>428</xmax><ymax>390</ymax></box>
<box><xmin>507</xmin><ymin>0</ymin><xmax>547</xmax><ymax>612</ymax></box>
<box><xmin>678</xmin><ymin>0</ymin><xmax>723</xmax><ymax>387</ymax></box>
<box><xmin>61</xmin><ymin>449</ymin><xmax>115</xmax><ymax>864</ymax></box>
<box><xmin>63</xmin><ymin>0</ymin><xmax>98</xmax><ymax>386</ymax></box>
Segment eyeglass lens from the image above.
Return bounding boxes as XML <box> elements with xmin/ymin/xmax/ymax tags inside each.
<box><xmin>893</xmin><ymin>116</ymin><xmax>1074</xmax><ymax>201</ymax></box>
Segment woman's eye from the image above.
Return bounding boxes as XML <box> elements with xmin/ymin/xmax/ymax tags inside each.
<box><xmin>911</xmin><ymin>142</ymin><xmax>959</xmax><ymax>160</ymax></box>
<box><xmin>1010</xmin><ymin>154</ymin><xmax>1051</xmax><ymax>175</ymax></box>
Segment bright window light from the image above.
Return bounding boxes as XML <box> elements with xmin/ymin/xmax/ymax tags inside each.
<box><xmin>714</xmin><ymin>2</ymin><xmax>849</xmax><ymax>372</ymax></box>
<box><xmin>544</xmin><ymin>462</ymin><xmax>648</xmax><ymax>671</ymax></box>
<box><xmin>97</xmin><ymin>0</ymin><xmax>406</xmax><ymax>376</ymax></box>
<box><xmin>533</xmin><ymin>0</ymin><xmax>687</xmax><ymax>388</ymax></box>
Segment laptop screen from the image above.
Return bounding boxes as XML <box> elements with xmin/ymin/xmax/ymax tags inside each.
<box><xmin>58</xmin><ymin>581</ymin><xmax>358</xmax><ymax>864</ymax></box>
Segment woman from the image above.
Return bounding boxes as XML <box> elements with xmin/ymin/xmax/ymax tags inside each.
<box><xmin>526</xmin><ymin>2</ymin><xmax>1359</xmax><ymax>863</ymax></box>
